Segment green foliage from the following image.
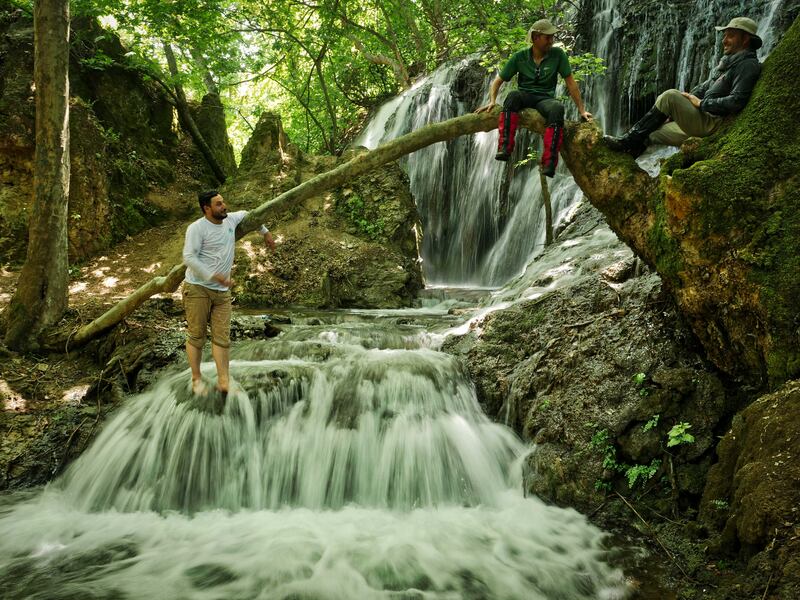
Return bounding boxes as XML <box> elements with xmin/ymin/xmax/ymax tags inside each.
<box><xmin>625</xmin><ymin>459</ymin><xmax>661</xmax><ymax>488</ymax></box>
<box><xmin>711</xmin><ymin>499</ymin><xmax>729</xmax><ymax>510</ymax></box>
<box><xmin>642</xmin><ymin>414</ymin><xmax>660</xmax><ymax>432</ymax></box>
<box><xmin>79</xmin><ymin>49</ymin><xmax>116</xmax><ymax>70</ymax></box>
<box><xmin>667</xmin><ymin>422</ymin><xmax>695</xmax><ymax>447</ymax></box>
<box><xmin>568</xmin><ymin>53</ymin><xmax>607</xmax><ymax>83</ymax></box>
<box><xmin>588</xmin><ymin>426</ymin><xmax>663</xmax><ymax>491</ymax></box>
<box><xmin>66</xmin><ymin>0</ymin><xmax>601</xmax><ymax>156</ymax></box>
<box><xmin>337</xmin><ymin>193</ymin><xmax>385</xmax><ymax>240</ymax></box>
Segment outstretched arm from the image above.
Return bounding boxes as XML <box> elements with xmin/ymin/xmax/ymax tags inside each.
<box><xmin>475</xmin><ymin>76</ymin><xmax>505</xmax><ymax>113</ymax></box>
<box><xmin>564</xmin><ymin>74</ymin><xmax>592</xmax><ymax>121</ymax></box>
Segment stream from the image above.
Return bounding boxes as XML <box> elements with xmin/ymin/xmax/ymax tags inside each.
<box><xmin>0</xmin><ymin>301</ymin><xmax>633</xmax><ymax>599</ymax></box>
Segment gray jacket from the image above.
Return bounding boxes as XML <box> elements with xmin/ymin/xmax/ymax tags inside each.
<box><xmin>691</xmin><ymin>50</ymin><xmax>761</xmax><ymax>116</ymax></box>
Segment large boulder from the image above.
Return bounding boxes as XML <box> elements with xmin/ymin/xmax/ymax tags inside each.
<box><xmin>699</xmin><ymin>380</ymin><xmax>800</xmax><ymax>596</ymax></box>
<box><xmin>442</xmin><ymin>203</ymin><xmax>727</xmax><ymax>510</ymax></box>
<box><xmin>224</xmin><ymin>116</ymin><xmax>423</xmax><ymax>309</ymax></box>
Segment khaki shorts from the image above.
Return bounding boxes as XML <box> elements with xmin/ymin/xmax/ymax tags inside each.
<box><xmin>182</xmin><ymin>282</ymin><xmax>232</xmax><ymax>349</ymax></box>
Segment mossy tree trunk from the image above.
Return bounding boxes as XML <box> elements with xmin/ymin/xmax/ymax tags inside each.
<box><xmin>559</xmin><ymin>17</ymin><xmax>800</xmax><ymax>387</ymax></box>
<box><xmin>4</xmin><ymin>0</ymin><xmax>71</xmax><ymax>352</ymax></box>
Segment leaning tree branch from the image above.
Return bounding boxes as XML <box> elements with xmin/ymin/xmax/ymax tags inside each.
<box><xmin>50</xmin><ymin>108</ymin><xmax>551</xmax><ymax>350</ymax></box>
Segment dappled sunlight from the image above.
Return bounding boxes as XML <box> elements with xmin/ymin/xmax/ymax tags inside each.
<box><xmin>0</xmin><ymin>378</ymin><xmax>26</xmax><ymax>412</ymax></box>
<box><xmin>101</xmin><ymin>276</ymin><xmax>119</xmax><ymax>288</ymax></box>
<box><xmin>69</xmin><ymin>281</ymin><xmax>88</xmax><ymax>294</ymax></box>
<box><xmin>142</xmin><ymin>262</ymin><xmax>161</xmax><ymax>273</ymax></box>
<box><xmin>61</xmin><ymin>384</ymin><xmax>89</xmax><ymax>406</ymax></box>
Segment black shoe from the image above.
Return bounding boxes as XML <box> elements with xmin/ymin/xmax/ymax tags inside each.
<box><xmin>604</xmin><ymin>107</ymin><xmax>667</xmax><ymax>158</ymax></box>
<box><xmin>495</xmin><ymin>151</ymin><xmax>510</xmax><ymax>162</ymax></box>
<box><xmin>603</xmin><ymin>135</ymin><xmax>647</xmax><ymax>158</ymax></box>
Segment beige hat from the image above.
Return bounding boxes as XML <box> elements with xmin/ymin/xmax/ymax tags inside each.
<box><xmin>527</xmin><ymin>19</ymin><xmax>559</xmax><ymax>42</ymax></box>
<box><xmin>715</xmin><ymin>16</ymin><xmax>763</xmax><ymax>49</ymax></box>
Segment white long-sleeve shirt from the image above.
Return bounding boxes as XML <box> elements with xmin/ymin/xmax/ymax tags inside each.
<box><xmin>183</xmin><ymin>210</ymin><xmax>263</xmax><ymax>291</ymax></box>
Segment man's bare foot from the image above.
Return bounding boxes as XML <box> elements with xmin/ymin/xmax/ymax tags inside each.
<box><xmin>192</xmin><ymin>378</ymin><xmax>207</xmax><ymax>395</ymax></box>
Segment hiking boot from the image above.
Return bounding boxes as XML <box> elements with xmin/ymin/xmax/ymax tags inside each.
<box><xmin>541</xmin><ymin>124</ymin><xmax>563</xmax><ymax>177</ymax></box>
<box><xmin>496</xmin><ymin>111</ymin><xmax>519</xmax><ymax>161</ymax></box>
<box><xmin>603</xmin><ymin>107</ymin><xmax>668</xmax><ymax>158</ymax></box>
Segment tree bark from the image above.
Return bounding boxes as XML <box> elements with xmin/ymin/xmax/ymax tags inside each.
<box><xmin>163</xmin><ymin>42</ymin><xmax>227</xmax><ymax>184</ymax></box>
<box><xmin>4</xmin><ymin>0</ymin><xmax>71</xmax><ymax>352</ymax></box>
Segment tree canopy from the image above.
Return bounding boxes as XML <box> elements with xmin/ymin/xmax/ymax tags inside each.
<box><xmin>11</xmin><ymin>0</ymin><xmax>585</xmax><ymax>154</ymax></box>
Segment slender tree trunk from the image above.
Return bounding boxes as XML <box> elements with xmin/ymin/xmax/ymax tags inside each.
<box><xmin>539</xmin><ymin>169</ymin><xmax>554</xmax><ymax>245</ymax></box>
<box><xmin>163</xmin><ymin>42</ymin><xmax>227</xmax><ymax>183</ymax></box>
<box><xmin>4</xmin><ymin>0</ymin><xmax>71</xmax><ymax>351</ymax></box>
<box><xmin>189</xmin><ymin>45</ymin><xmax>219</xmax><ymax>95</ymax></box>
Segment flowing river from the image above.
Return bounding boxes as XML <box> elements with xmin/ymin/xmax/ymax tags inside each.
<box><xmin>0</xmin><ymin>304</ymin><xmax>632</xmax><ymax>599</ymax></box>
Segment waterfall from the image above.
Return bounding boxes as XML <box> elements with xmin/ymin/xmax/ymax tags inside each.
<box><xmin>356</xmin><ymin>57</ymin><xmax>579</xmax><ymax>288</ymax></box>
<box><xmin>0</xmin><ymin>316</ymin><xmax>630</xmax><ymax>598</ymax></box>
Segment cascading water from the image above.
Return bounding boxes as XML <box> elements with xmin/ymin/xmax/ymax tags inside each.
<box><xmin>355</xmin><ymin>58</ymin><xmax>580</xmax><ymax>288</ymax></box>
<box><xmin>0</xmin><ymin>315</ymin><xmax>631</xmax><ymax>599</ymax></box>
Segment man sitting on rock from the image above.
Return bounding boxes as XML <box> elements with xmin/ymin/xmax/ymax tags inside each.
<box><xmin>182</xmin><ymin>190</ymin><xmax>275</xmax><ymax>395</ymax></box>
<box><xmin>604</xmin><ymin>17</ymin><xmax>762</xmax><ymax>157</ymax></box>
<box><xmin>475</xmin><ymin>19</ymin><xmax>593</xmax><ymax>177</ymax></box>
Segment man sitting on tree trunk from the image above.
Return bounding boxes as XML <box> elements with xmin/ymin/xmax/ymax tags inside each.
<box><xmin>476</xmin><ymin>19</ymin><xmax>593</xmax><ymax>177</ymax></box>
<box><xmin>604</xmin><ymin>17</ymin><xmax>762</xmax><ymax>157</ymax></box>
<box><xmin>182</xmin><ymin>190</ymin><xmax>275</xmax><ymax>395</ymax></box>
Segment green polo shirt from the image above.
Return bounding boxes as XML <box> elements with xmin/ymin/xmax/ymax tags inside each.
<box><xmin>499</xmin><ymin>46</ymin><xmax>571</xmax><ymax>97</ymax></box>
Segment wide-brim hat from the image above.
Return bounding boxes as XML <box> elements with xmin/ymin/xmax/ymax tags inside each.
<box><xmin>715</xmin><ymin>17</ymin><xmax>763</xmax><ymax>49</ymax></box>
<box><xmin>527</xmin><ymin>19</ymin><xmax>559</xmax><ymax>42</ymax></box>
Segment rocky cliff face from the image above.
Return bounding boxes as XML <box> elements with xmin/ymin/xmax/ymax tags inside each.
<box><xmin>225</xmin><ymin>112</ymin><xmax>423</xmax><ymax>309</ymax></box>
<box><xmin>0</xmin><ymin>10</ymin><xmax>233</xmax><ymax>263</ymax></box>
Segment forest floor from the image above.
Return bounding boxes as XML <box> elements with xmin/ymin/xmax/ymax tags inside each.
<box><xmin>0</xmin><ymin>219</ymin><xmax>189</xmax><ymax>488</ymax></box>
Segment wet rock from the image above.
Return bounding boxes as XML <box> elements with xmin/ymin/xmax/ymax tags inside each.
<box><xmin>229</xmin><ymin>315</ymin><xmax>282</xmax><ymax>340</ymax></box>
<box><xmin>228</xmin><ymin>134</ymin><xmax>423</xmax><ymax>309</ymax></box>
<box><xmin>700</xmin><ymin>380</ymin><xmax>800</xmax><ymax>555</ymax></box>
<box><xmin>442</xmin><ymin>204</ymin><xmax>728</xmax><ymax>511</ymax></box>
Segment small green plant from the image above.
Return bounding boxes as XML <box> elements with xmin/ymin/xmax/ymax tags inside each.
<box><xmin>625</xmin><ymin>459</ymin><xmax>661</xmax><ymax>488</ymax></box>
<box><xmin>568</xmin><ymin>53</ymin><xmax>607</xmax><ymax>83</ymax></box>
<box><xmin>642</xmin><ymin>414</ymin><xmax>660</xmax><ymax>432</ymax></box>
<box><xmin>515</xmin><ymin>148</ymin><xmax>540</xmax><ymax>168</ymax></box>
<box><xmin>337</xmin><ymin>193</ymin><xmax>385</xmax><ymax>240</ymax></box>
<box><xmin>538</xmin><ymin>398</ymin><xmax>550</xmax><ymax>411</ymax></box>
<box><xmin>632</xmin><ymin>372</ymin><xmax>650</xmax><ymax>397</ymax></box>
<box><xmin>667</xmin><ymin>422</ymin><xmax>695</xmax><ymax>447</ymax></box>
<box><xmin>711</xmin><ymin>499</ymin><xmax>729</xmax><ymax>510</ymax></box>
<box><xmin>80</xmin><ymin>50</ymin><xmax>115</xmax><ymax>71</ymax></box>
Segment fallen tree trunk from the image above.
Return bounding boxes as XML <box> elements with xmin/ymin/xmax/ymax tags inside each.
<box><xmin>51</xmin><ymin>109</ymin><xmax>546</xmax><ymax>350</ymax></box>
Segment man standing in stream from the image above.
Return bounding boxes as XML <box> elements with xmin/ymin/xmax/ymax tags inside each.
<box><xmin>475</xmin><ymin>18</ymin><xmax>593</xmax><ymax>176</ymax></box>
<box><xmin>182</xmin><ymin>190</ymin><xmax>275</xmax><ymax>395</ymax></box>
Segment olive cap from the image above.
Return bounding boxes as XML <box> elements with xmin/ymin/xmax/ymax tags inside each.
<box><xmin>715</xmin><ymin>16</ymin><xmax>763</xmax><ymax>49</ymax></box>
<box><xmin>527</xmin><ymin>19</ymin><xmax>559</xmax><ymax>42</ymax></box>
